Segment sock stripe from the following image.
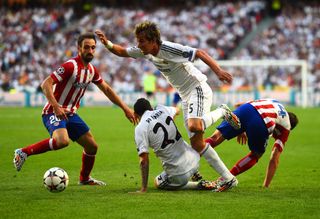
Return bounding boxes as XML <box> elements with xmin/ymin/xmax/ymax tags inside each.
<box><xmin>83</xmin><ymin>151</ymin><xmax>96</xmax><ymax>157</ymax></box>
<box><xmin>200</xmin><ymin>143</ymin><xmax>210</xmax><ymax>156</ymax></box>
<box><xmin>49</xmin><ymin>139</ymin><xmax>54</xmax><ymax>150</ymax></box>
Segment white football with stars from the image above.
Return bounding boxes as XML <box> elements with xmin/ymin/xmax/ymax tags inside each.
<box><xmin>43</xmin><ymin>167</ymin><xmax>69</xmax><ymax>193</ymax></box>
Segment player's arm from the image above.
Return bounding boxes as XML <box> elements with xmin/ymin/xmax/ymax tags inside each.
<box><xmin>263</xmin><ymin>146</ymin><xmax>281</xmax><ymax>188</ymax></box>
<box><xmin>95</xmin><ymin>30</ymin><xmax>130</xmax><ymax>57</ymax></box>
<box><xmin>139</xmin><ymin>152</ymin><xmax>149</xmax><ymax>192</ymax></box>
<box><xmin>96</xmin><ymin>81</ymin><xmax>137</xmax><ymax>125</ymax></box>
<box><xmin>195</xmin><ymin>49</ymin><xmax>232</xmax><ymax>84</ymax></box>
<box><xmin>41</xmin><ymin>76</ymin><xmax>68</xmax><ymax>120</ymax></box>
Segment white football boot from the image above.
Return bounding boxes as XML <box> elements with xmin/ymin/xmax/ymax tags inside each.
<box><xmin>213</xmin><ymin>176</ymin><xmax>238</xmax><ymax>192</ymax></box>
<box><xmin>13</xmin><ymin>149</ymin><xmax>27</xmax><ymax>171</ymax></box>
<box><xmin>79</xmin><ymin>177</ymin><xmax>106</xmax><ymax>186</ymax></box>
<box><xmin>219</xmin><ymin>104</ymin><xmax>241</xmax><ymax>130</ymax></box>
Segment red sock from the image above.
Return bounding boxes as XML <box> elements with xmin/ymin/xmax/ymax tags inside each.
<box><xmin>21</xmin><ymin>138</ymin><xmax>57</xmax><ymax>156</ymax></box>
<box><xmin>80</xmin><ymin>151</ymin><xmax>96</xmax><ymax>182</ymax></box>
<box><xmin>230</xmin><ymin>152</ymin><xmax>259</xmax><ymax>176</ymax></box>
<box><xmin>205</xmin><ymin>138</ymin><xmax>216</xmax><ymax>148</ymax></box>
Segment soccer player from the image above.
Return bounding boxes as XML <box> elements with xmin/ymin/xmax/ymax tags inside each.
<box><xmin>133</xmin><ymin>98</ymin><xmax>238</xmax><ymax>192</ymax></box>
<box><xmin>13</xmin><ymin>32</ymin><xmax>137</xmax><ymax>186</ymax></box>
<box><xmin>142</xmin><ymin>68</ymin><xmax>157</xmax><ymax>106</ymax></box>
<box><xmin>205</xmin><ymin>99</ymin><xmax>299</xmax><ymax>188</ymax></box>
<box><xmin>95</xmin><ymin>21</ymin><xmax>241</xmax><ymax>186</ymax></box>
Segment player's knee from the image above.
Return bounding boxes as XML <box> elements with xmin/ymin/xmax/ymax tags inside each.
<box><xmin>250</xmin><ymin>151</ymin><xmax>263</xmax><ymax>160</ymax></box>
<box><xmin>188</xmin><ymin>123</ymin><xmax>201</xmax><ymax>133</ymax></box>
<box><xmin>154</xmin><ymin>174</ymin><xmax>167</xmax><ymax>190</ymax></box>
<box><xmin>154</xmin><ymin>177</ymin><xmax>160</xmax><ymax>189</ymax></box>
<box><xmin>55</xmin><ymin>138</ymin><xmax>69</xmax><ymax>149</ymax></box>
<box><xmin>84</xmin><ymin>142</ymin><xmax>98</xmax><ymax>155</ymax></box>
<box><xmin>209</xmin><ymin>134</ymin><xmax>220</xmax><ymax>146</ymax></box>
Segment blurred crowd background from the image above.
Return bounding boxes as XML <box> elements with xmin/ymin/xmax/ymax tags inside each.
<box><xmin>1</xmin><ymin>0</ymin><xmax>319</xmax><ymax>95</ymax></box>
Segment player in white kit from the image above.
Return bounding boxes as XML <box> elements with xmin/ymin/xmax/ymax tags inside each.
<box><xmin>95</xmin><ymin>21</ymin><xmax>240</xmax><ymax>190</ymax></box>
<box><xmin>133</xmin><ymin>98</ymin><xmax>237</xmax><ymax>192</ymax></box>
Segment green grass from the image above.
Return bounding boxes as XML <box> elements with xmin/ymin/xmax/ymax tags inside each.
<box><xmin>0</xmin><ymin>106</ymin><xmax>319</xmax><ymax>219</ymax></box>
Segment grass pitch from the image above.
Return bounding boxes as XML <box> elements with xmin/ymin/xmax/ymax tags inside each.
<box><xmin>0</xmin><ymin>106</ymin><xmax>319</xmax><ymax>219</ymax></box>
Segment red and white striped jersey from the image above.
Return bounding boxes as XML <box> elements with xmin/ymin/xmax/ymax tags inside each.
<box><xmin>42</xmin><ymin>55</ymin><xmax>103</xmax><ymax>115</ymax></box>
<box><xmin>249</xmin><ymin>99</ymin><xmax>291</xmax><ymax>152</ymax></box>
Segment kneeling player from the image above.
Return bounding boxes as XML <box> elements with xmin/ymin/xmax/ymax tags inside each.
<box><xmin>132</xmin><ymin>98</ymin><xmax>238</xmax><ymax>193</ymax></box>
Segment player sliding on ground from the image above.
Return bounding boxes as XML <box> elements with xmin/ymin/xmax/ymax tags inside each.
<box><xmin>132</xmin><ymin>98</ymin><xmax>238</xmax><ymax>193</ymax></box>
<box><xmin>13</xmin><ymin>33</ymin><xmax>137</xmax><ymax>186</ymax></box>
<box><xmin>95</xmin><ymin>21</ymin><xmax>240</xmax><ymax>188</ymax></box>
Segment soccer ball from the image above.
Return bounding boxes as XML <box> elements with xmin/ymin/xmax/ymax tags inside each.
<box><xmin>43</xmin><ymin>167</ymin><xmax>69</xmax><ymax>193</ymax></box>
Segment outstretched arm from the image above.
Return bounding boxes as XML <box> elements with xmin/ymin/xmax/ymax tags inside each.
<box><xmin>195</xmin><ymin>49</ymin><xmax>232</xmax><ymax>84</ymax></box>
<box><xmin>139</xmin><ymin>152</ymin><xmax>149</xmax><ymax>192</ymax></box>
<box><xmin>95</xmin><ymin>30</ymin><xmax>130</xmax><ymax>57</ymax></box>
<box><xmin>97</xmin><ymin>81</ymin><xmax>137</xmax><ymax>125</ymax></box>
<box><xmin>263</xmin><ymin>146</ymin><xmax>281</xmax><ymax>188</ymax></box>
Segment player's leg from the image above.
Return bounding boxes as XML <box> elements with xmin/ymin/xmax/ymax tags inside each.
<box><xmin>183</xmin><ymin>84</ymin><xmax>236</xmax><ymax>185</ymax></box>
<box><xmin>228</xmin><ymin>103</ymin><xmax>268</xmax><ymax>175</ymax></box>
<box><xmin>154</xmin><ymin>172</ymin><xmax>172</xmax><ymax>189</ymax></box>
<box><xmin>202</xmin><ymin>104</ymin><xmax>241</xmax><ymax>130</ymax></box>
<box><xmin>185</xmin><ymin>120</ymin><xmax>236</xmax><ymax>186</ymax></box>
<box><xmin>154</xmin><ymin>168</ymin><xmax>201</xmax><ymax>190</ymax></box>
<box><xmin>205</xmin><ymin>124</ymin><xmax>241</xmax><ymax>192</ymax></box>
<box><xmin>206</xmin><ymin>102</ymin><xmax>250</xmax><ymax>149</ymax></box>
<box><xmin>71</xmin><ymin>114</ymin><xmax>105</xmax><ymax>186</ymax></box>
<box><xmin>13</xmin><ymin>114</ymin><xmax>69</xmax><ymax>171</ymax></box>
<box><xmin>76</xmin><ymin>131</ymin><xmax>104</xmax><ymax>185</ymax></box>
<box><xmin>204</xmin><ymin>129</ymin><xmax>226</xmax><ymax>148</ymax></box>
<box><xmin>230</xmin><ymin>151</ymin><xmax>263</xmax><ymax>176</ymax></box>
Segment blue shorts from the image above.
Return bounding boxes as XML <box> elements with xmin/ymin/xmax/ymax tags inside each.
<box><xmin>42</xmin><ymin>113</ymin><xmax>89</xmax><ymax>141</ymax></box>
<box><xmin>217</xmin><ymin>103</ymin><xmax>269</xmax><ymax>154</ymax></box>
<box><xmin>173</xmin><ymin>92</ymin><xmax>181</xmax><ymax>105</ymax></box>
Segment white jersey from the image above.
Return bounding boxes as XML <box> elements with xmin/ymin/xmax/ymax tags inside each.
<box><xmin>134</xmin><ymin>105</ymin><xmax>200</xmax><ymax>176</ymax></box>
<box><xmin>127</xmin><ymin>41</ymin><xmax>207</xmax><ymax>99</ymax></box>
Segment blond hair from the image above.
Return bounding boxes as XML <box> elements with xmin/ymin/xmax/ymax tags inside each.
<box><xmin>134</xmin><ymin>21</ymin><xmax>161</xmax><ymax>45</ymax></box>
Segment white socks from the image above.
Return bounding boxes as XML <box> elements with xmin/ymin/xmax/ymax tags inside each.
<box><xmin>201</xmin><ymin>108</ymin><xmax>224</xmax><ymax>131</ymax></box>
<box><xmin>201</xmin><ymin>143</ymin><xmax>234</xmax><ymax>181</ymax></box>
<box><xmin>180</xmin><ymin>181</ymin><xmax>200</xmax><ymax>190</ymax></box>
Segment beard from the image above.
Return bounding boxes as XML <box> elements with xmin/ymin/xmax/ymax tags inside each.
<box><xmin>82</xmin><ymin>53</ymin><xmax>94</xmax><ymax>63</ymax></box>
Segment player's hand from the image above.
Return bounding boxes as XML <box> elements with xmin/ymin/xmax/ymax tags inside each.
<box><xmin>124</xmin><ymin>108</ymin><xmax>138</xmax><ymax>125</ymax></box>
<box><xmin>217</xmin><ymin>70</ymin><xmax>233</xmax><ymax>84</ymax></box>
<box><xmin>237</xmin><ymin>132</ymin><xmax>247</xmax><ymax>145</ymax></box>
<box><xmin>53</xmin><ymin>105</ymin><xmax>68</xmax><ymax>120</ymax></box>
<box><xmin>128</xmin><ymin>190</ymin><xmax>146</xmax><ymax>194</ymax></box>
<box><xmin>95</xmin><ymin>30</ymin><xmax>108</xmax><ymax>46</ymax></box>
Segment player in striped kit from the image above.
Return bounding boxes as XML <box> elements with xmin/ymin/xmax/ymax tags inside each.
<box><xmin>13</xmin><ymin>32</ymin><xmax>137</xmax><ymax>185</ymax></box>
<box><xmin>132</xmin><ymin>98</ymin><xmax>236</xmax><ymax>192</ymax></box>
<box><xmin>95</xmin><ymin>21</ymin><xmax>240</xmax><ymax>189</ymax></box>
<box><xmin>205</xmin><ymin>99</ymin><xmax>298</xmax><ymax>188</ymax></box>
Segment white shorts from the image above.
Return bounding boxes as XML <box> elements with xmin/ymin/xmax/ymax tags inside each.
<box><xmin>154</xmin><ymin>164</ymin><xmax>199</xmax><ymax>190</ymax></box>
<box><xmin>182</xmin><ymin>82</ymin><xmax>213</xmax><ymax>137</ymax></box>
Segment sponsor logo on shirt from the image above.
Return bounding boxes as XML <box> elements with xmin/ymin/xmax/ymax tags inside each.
<box><xmin>73</xmin><ymin>82</ymin><xmax>88</xmax><ymax>89</ymax></box>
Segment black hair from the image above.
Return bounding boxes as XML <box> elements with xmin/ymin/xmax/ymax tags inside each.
<box><xmin>134</xmin><ymin>98</ymin><xmax>153</xmax><ymax>117</ymax></box>
<box><xmin>288</xmin><ymin>112</ymin><xmax>298</xmax><ymax>130</ymax></box>
<box><xmin>77</xmin><ymin>32</ymin><xmax>96</xmax><ymax>47</ymax></box>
